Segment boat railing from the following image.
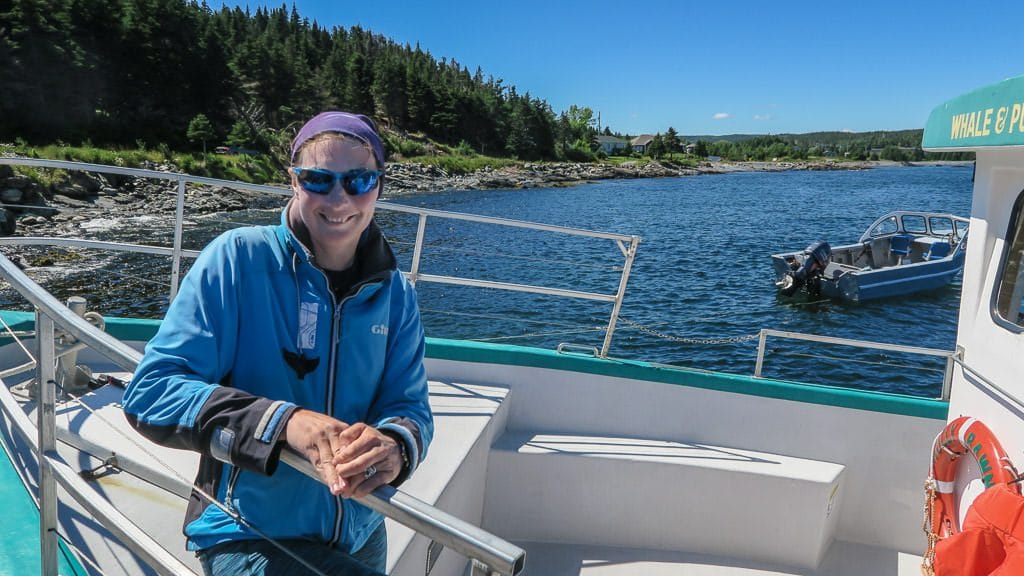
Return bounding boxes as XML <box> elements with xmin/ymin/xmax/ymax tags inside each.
<box><xmin>0</xmin><ymin>256</ymin><xmax>525</xmax><ymax>574</ymax></box>
<box><xmin>0</xmin><ymin>157</ymin><xmax>640</xmax><ymax>357</ymax></box>
<box><xmin>952</xmin><ymin>348</ymin><xmax>1024</xmax><ymax>411</ymax></box>
<box><xmin>753</xmin><ymin>328</ymin><xmax>958</xmax><ymax>400</ymax></box>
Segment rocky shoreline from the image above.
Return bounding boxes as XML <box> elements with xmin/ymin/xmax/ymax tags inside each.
<box><xmin>0</xmin><ymin>158</ymin><xmax>970</xmax><ymax>239</ymax></box>
<box><xmin>382</xmin><ymin>158</ymin><xmax>875</xmax><ymax>194</ymax></box>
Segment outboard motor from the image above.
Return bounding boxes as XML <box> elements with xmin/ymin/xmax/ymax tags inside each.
<box><xmin>777</xmin><ymin>241</ymin><xmax>831</xmax><ymax>296</ymax></box>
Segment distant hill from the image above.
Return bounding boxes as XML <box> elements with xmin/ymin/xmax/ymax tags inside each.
<box><xmin>684</xmin><ymin>129</ymin><xmax>924</xmax><ymax>148</ymax></box>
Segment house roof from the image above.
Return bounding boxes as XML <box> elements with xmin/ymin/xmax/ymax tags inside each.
<box><xmin>595</xmin><ymin>135</ymin><xmax>628</xmax><ymax>144</ymax></box>
<box><xmin>631</xmin><ymin>135</ymin><xmax>655</xmax><ymax>146</ymax></box>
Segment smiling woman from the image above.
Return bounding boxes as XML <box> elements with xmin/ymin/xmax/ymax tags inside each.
<box><xmin>122</xmin><ymin>111</ymin><xmax>434</xmax><ymax>576</ymax></box>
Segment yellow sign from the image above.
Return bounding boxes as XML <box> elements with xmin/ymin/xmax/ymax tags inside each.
<box><xmin>949</xmin><ymin>102</ymin><xmax>1024</xmax><ymax>141</ymax></box>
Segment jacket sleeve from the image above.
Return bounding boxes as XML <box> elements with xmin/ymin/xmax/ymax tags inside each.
<box><xmin>370</xmin><ymin>274</ymin><xmax>433</xmax><ymax>486</ymax></box>
<box><xmin>123</xmin><ymin>233</ymin><xmax>298</xmax><ymax>476</ymax></box>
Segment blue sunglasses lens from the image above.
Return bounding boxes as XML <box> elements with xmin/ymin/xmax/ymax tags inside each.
<box><xmin>295</xmin><ymin>169</ymin><xmax>334</xmax><ymax>193</ymax></box>
<box><xmin>293</xmin><ymin>168</ymin><xmax>381</xmax><ymax>196</ymax></box>
<box><xmin>344</xmin><ymin>171</ymin><xmax>379</xmax><ymax>195</ymax></box>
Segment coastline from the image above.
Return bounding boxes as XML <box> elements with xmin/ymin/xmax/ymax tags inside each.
<box><xmin>0</xmin><ymin>158</ymin><xmax>973</xmax><ymax>239</ymax></box>
<box><xmin>381</xmin><ymin>159</ymin><xmax>974</xmax><ymax>196</ymax></box>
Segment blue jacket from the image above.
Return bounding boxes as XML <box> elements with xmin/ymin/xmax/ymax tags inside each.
<box><xmin>124</xmin><ymin>210</ymin><xmax>433</xmax><ymax>553</ymax></box>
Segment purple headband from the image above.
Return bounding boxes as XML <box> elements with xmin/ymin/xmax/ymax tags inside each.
<box><xmin>290</xmin><ymin>111</ymin><xmax>385</xmax><ymax>169</ymax></box>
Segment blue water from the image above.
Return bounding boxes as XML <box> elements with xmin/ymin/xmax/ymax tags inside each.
<box><xmin>382</xmin><ymin>165</ymin><xmax>973</xmax><ymax>397</ymax></box>
<box><xmin>0</xmin><ymin>165</ymin><xmax>973</xmax><ymax>398</ymax></box>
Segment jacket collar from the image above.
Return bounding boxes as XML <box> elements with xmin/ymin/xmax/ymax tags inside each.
<box><xmin>275</xmin><ymin>203</ymin><xmax>397</xmax><ymax>282</ymax></box>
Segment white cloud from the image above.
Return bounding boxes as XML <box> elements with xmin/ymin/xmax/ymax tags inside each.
<box><xmin>712</xmin><ymin>112</ymin><xmax>730</xmax><ymax>120</ymax></box>
<box><xmin>840</xmin><ymin>128</ymin><xmax>854</xmax><ymax>133</ymax></box>
<box><xmin>753</xmin><ymin>114</ymin><xmax>772</xmax><ymax>121</ymax></box>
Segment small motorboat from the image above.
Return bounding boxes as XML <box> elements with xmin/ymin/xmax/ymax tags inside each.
<box><xmin>771</xmin><ymin>210</ymin><xmax>969</xmax><ymax>302</ymax></box>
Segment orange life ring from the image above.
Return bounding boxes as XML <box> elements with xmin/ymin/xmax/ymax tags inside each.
<box><xmin>929</xmin><ymin>416</ymin><xmax>1020</xmax><ymax>539</ymax></box>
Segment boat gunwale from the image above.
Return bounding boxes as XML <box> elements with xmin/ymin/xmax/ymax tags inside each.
<box><xmin>424</xmin><ymin>336</ymin><xmax>948</xmax><ymax>420</ymax></box>
<box><xmin>0</xmin><ymin>310</ymin><xmax>948</xmax><ymax>420</ymax></box>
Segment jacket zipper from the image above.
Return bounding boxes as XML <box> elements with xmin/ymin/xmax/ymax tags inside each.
<box><xmin>307</xmin><ymin>266</ymin><xmax>348</xmax><ymax>546</ymax></box>
<box><xmin>310</xmin><ymin>263</ymin><xmax>390</xmax><ymax>547</ymax></box>
<box><xmin>224</xmin><ymin>466</ymin><xmax>242</xmax><ymax>512</ymax></box>
<box><xmin>327</xmin><ymin>280</ymin><xmax>388</xmax><ymax>546</ymax></box>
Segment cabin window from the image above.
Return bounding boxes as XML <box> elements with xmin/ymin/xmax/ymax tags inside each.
<box><xmin>994</xmin><ymin>190</ymin><xmax>1024</xmax><ymax>330</ymax></box>
<box><xmin>869</xmin><ymin>216</ymin><xmax>898</xmax><ymax>237</ymax></box>
<box><xmin>956</xmin><ymin>220</ymin><xmax>969</xmax><ymax>239</ymax></box>
<box><xmin>929</xmin><ymin>217</ymin><xmax>955</xmax><ymax>237</ymax></box>
<box><xmin>902</xmin><ymin>214</ymin><xmax>927</xmax><ymax>234</ymax></box>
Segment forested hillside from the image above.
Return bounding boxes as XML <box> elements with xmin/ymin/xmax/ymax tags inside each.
<box><xmin>0</xmin><ymin>0</ymin><xmax>559</xmax><ymax>158</ymax></box>
<box><xmin>683</xmin><ymin>130</ymin><xmax>969</xmax><ymax>162</ymax></box>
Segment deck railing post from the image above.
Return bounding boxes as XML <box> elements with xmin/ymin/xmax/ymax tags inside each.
<box><xmin>942</xmin><ymin>346</ymin><xmax>963</xmax><ymax>401</ymax></box>
<box><xmin>601</xmin><ymin>236</ymin><xmax>641</xmax><ymax>358</ymax></box>
<box><xmin>409</xmin><ymin>214</ymin><xmax>428</xmax><ymax>286</ymax></box>
<box><xmin>754</xmin><ymin>329</ymin><xmax>769</xmax><ymax>377</ymax></box>
<box><xmin>36</xmin><ymin>310</ymin><xmax>58</xmax><ymax>576</ymax></box>
<box><xmin>169</xmin><ymin>178</ymin><xmax>187</xmax><ymax>303</ymax></box>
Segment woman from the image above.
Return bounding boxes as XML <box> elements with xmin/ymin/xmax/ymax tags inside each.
<box><xmin>124</xmin><ymin>112</ymin><xmax>433</xmax><ymax>575</ymax></box>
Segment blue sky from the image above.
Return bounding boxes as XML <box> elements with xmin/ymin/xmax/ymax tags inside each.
<box><xmin>212</xmin><ymin>0</ymin><xmax>1022</xmax><ymax>136</ymax></box>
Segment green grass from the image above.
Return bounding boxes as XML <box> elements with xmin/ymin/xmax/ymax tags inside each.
<box><xmin>2</xmin><ymin>142</ymin><xmax>285</xmax><ymax>184</ymax></box>
<box><xmin>404</xmin><ymin>154</ymin><xmax>520</xmax><ymax>175</ymax></box>
<box><xmin>603</xmin><ymin>155</ymin><xmax>651</xmax><ymax>166</ymax></box>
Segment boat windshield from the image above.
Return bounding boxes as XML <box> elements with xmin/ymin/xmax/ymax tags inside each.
<box><xmin>869</xmin><ymin>216</ymin><xmax>898</xmax><ymax>236</ymax></box>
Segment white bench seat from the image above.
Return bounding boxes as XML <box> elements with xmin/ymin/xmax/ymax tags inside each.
<box><xmin>483</xmin><ymin>432</ymin><xmax>845</xmax><ymax>570</ymax></box>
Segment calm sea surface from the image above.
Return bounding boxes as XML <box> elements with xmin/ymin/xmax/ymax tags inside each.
<box><xmin>4</xmin><ymin>165</ymin><xmax>973</xmax><ymax>398</ymax></box>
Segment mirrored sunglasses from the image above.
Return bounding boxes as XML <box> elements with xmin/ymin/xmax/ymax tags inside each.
<box><xmin>291</xmin><ymin>167</ymin><xmax>382</xmax><ymax>196</ymax></box>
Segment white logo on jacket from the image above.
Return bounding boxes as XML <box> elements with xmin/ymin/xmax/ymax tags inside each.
<box><xmin>299</xmin><ymin>301</ymin><xmax>317</xmax><ymax>350</ymax></box>
<box><xmin>371</xmin><ymin>324</ymin><xmax>389</xmax><ymax>336</ymax></box>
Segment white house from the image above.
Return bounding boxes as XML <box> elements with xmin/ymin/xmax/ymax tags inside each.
<box><xmin>595</xmin><ymin>135</ymin><xmax>630</xmax><ymax>155</ymax></box>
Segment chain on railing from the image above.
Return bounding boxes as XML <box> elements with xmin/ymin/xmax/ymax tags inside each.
<box><xmin>616</xmin><ymin>316</ymin><xmax>761</xmax><ymax>345</ymax></box>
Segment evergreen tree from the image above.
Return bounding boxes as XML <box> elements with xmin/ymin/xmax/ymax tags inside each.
<box><xmin>345</xmin><ymin>50</ymin><xmax>374</xmax><ymax>114</ymax></box>
<box><xmin>187</xmin><ymin>114</ymin><xmax>215</xmax><ymax>154</ymax></box>
<box><xmin>0</xmin><ymin>0</ymin><xmax>82</xmax><ymax>141</ymax></box>
<box><xmin>664</xmin><ymin>127</ymin><xmax>681</xmax><ymax>155</ymax></box>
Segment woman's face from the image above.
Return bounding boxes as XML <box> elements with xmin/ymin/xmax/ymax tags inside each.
<box><xmin>289</xmin><ymin>136</ymin><xmax>379</xmax><ymax>270</ymax></box>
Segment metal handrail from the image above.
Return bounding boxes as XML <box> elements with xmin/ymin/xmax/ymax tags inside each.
<box><xmin>0</xmin><ymin>252</ymin><xmax>525</xmax><ymax>575</ymax></box>
<box><xmin>0</xmin><ymin>237</ymin><xmax>201</xmax><ymax>258</ymax></box>
<box><xmin>754</xmin><ymin>328</ymin><xmax>957</xmax><ymax>399</ymax></box>
<box><xmin>0</xmin><ymin>157</ymin><xmax>639</xmax><ymax>357</ymax></box>
<box><xmin>952</xmin><ymin>353</ymin><xmax>1024</xmax><ymax>411</ymax></box>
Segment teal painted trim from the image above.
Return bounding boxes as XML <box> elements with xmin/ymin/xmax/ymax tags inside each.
<box><xmin>0</xmin><ymin>310</ymin><xmax>34</xmax><ymax>332</ymax></box>
<box><xmin>0</xmin><ymin>311</ymin><xmax>161</xmax><ymax>343</ymax></box>
<box><xmin>425</xmin><ymin>338</ymin><xmax>949</xmax><ymax>420</ymax></box>
<box><xmin>923</xmin><ymin>73</ymin><xmax>1024</xmax><ymax>150</ymax></box>
<box><xmin>0</xmin><ymin>436</ymin><xmax>90</xmax><ymax>575</ymax></box>
<box><xmin>102</xmin><ymin>317</ymin><xmax>162</xmax><ymax>342</ymax></box>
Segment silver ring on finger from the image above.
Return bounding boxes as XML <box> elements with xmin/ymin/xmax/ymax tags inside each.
<box><xmin>364</xmin><ymin>464</ymin><xmax>377</xmax><ymax>479</ymax></box>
